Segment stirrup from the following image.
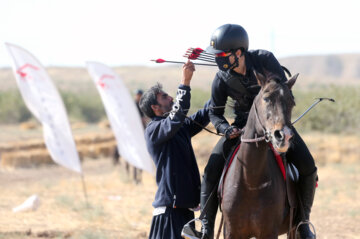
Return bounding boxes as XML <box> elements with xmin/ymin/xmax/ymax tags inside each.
<box><xmin>181</xmin><ymin>218</ymin><xmax>205</xmax><ymax>239</ymax></box>
<box><xmin>295</xmin><ymin>220</ymin><xmax>316</xmax><ymax>239</ymax></box>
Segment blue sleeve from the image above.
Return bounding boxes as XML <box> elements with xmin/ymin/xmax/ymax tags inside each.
<box><xmin>186</xmin><ymin>99</ymin><xmax>211</xmax><ymax>137</ymax></box>
<box><xmin>145</xmin><ymin>85</ymin><xmax>191</xmax><ymax>145</ymax></box>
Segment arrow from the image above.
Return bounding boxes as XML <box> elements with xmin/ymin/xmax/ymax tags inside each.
<box><xmin>151</xmin><ymin>59</ymin><xmax>216</xmax><ymax>66</ymax></box>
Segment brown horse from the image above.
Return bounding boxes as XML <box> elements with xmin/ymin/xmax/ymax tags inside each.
<box><xmin>221</xmin><ymin>71</ymin><xmax>299</xmax><ymax>239</ymax></box>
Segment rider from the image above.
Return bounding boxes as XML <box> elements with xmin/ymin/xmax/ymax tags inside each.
<box><xmin>200</xmin><ymin>24</ymin><xmax>317</xmax><ymax>239</ymax></box>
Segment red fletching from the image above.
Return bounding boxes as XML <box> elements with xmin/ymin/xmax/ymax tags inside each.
<box><xmin>193</xmin><ymin>48</ymin><xmax>204</xmax><ymax>54</ymax></box>
<box><xmin>185</xmin><ymin>47</ymin><xmax>214</xmax><ymax>58</ymax></box>
<box><xmin>183</xmin><ymin>47</ymin><xmax>215</xmax><ymax>63</ymax></box>
<box><xmin>154</xmin><ymin>59</ymin><xmax>165</xmax><ymax>63</ymax></box>
<box><xmin>187</xmin><ymin>53</ymin><xmax>200</xmax><ymax>60</ymax></box>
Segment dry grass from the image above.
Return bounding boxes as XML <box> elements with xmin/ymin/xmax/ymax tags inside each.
<box><xmin>0</xmin><ymin>125</ymin><xmax>117</xmax><ymax>168</ymax></box>
<box><xmin>0</xmin><ymin>159</ymin><xmax>156</xmax><ymax>239</ymax></box>
<box><xmin>0</xmin><ymin>128</ymin><xmax>360</xmax><ymax>238</ymax></box>
<box><xmin>303</xmin><ymin>133</ymin><xmax>360</xmax><ymax>165</ymax></box>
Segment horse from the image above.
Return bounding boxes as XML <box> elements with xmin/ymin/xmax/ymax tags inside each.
<box><xmin>221</xmin><ymin>70</ymin><xmax>299</xmax><ymax>239</ymax></box>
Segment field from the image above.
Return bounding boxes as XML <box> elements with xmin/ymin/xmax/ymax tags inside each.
<box><xmin>1</xmin><ymin>62</ymin><xmax>359</xmax><ymax>238</ymax></box>
<box><xmin>0</xmin><ymin>125</ymin><xmax>360</xmax><ymax>239</ymax></box>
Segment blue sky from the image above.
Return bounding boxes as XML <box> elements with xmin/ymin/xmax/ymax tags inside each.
<box><xmin>1</xmin><ymin>0</ymin><xmax>359</xmax><ymax>67</ymax></box>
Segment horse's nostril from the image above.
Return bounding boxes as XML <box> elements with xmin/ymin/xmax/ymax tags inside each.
<box><xmin>274</xmin><ymin>130</ymin><xmax>284</xmax><ymax>141</ymax></box>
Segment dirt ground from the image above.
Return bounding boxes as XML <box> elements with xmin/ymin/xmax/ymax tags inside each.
<box><xmin>0</xmin><ymin>130</ymin><xmax>359</xmax><ymax>239</ymax></box>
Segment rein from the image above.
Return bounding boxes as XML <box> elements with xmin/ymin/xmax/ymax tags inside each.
<box><xmin>186</xmin><ymin>115</ymin><xmax>224</xmax><ymax>136</ymax></box>
<box><xmin>240</xmin><ymin>102</ymin><xmax>270</xmax><ymax>143</ymax></box>
<box><xmin>163</xmin><ymin>106</ymin><xmax>226</xmax><ymax>136</ymax></box>
<box><xmin>240</xmin><ymin>97</ymin><xmax>335</xmax><ymax>143</ymax></box>
<box><xmin>162</xmin><ymin>97</ymin><xmax>334</xmax><ymax>140</ymax></box>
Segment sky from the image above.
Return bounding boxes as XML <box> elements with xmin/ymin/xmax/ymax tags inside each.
<box><xmin>1</xmin><ymin>0</ymin><xmax>360</xmax><ymax>67</ymax></box>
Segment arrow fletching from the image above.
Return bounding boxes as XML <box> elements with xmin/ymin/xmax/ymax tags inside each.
<box><xmin>151</xmin><ymin>59</ymin><xmax>166</xmax><ymax>63</ymax></box>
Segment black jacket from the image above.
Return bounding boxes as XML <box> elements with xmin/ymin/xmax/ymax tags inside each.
<box><xmin>210</xmin><ymin>49</ymin><xmax>287</xmax><ymax>133</ymax></box>
<box><xmin>145</xmin><ymin>85</ymin><xmax>210</xmax><ymax>208</ymax></box>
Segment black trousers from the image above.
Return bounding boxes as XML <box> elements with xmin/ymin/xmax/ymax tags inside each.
<box><xmin>149</xmin><ymin>207</ymin><xmax>194</xmax><ymax>239</ymax></box>
<box><xmin>202</xmin><ymin>127</ymin><xmax>316</xmax><ymax>188</ymax></box>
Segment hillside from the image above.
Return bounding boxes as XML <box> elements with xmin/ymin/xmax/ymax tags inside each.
<box><xmin>279</xmin><ymin>53</ymin><xmax>360</xmax><ymax>85</ymax></box>
<box><xmin>0</xmin><ymin>53</ymin><xmax>359</xmax><ymax>94</ymax></box>
<box><xmin>0</xmin><ymin>66</ymin><xmax>217</xmax><ymax>94</ymax></box>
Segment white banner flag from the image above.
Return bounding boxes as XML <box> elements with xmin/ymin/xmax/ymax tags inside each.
<box><xmin>86</xmin><ymin>62</ymin><xmax>155</xmax><ymax>174</ymax></box>
<box><xmin>6</xmin><ymin>43</ymin><xmax>82</xmax><ymax>173</ymax></box>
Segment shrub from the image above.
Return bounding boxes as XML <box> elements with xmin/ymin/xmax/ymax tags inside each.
<box><xmin>1</xmin><ymin>85</ymin><xmax>359</xmax><ymax>136</ymax></box>
<box><xmin>292</xmin><ymin>85</ymin><xmax>360</xmax><ymax>134</ymax></box>
<box><xmin>0</xmin><ymin>91</ymin><xmax>32</xmax><ymax>123</ymax></box>
<box><xmin>0</xmin><ymin>90</ymin><xmax>106</xmax><ymax>124</ymax></box>
<box><xmin>188</xmin><ymin>85</ymin><xmax>360</xmax><ymax>135</ymax></box>
<box><xmin>61</xmin><ymin>90</ymin><xmax>105</xmax><ymax>123</ymax></box>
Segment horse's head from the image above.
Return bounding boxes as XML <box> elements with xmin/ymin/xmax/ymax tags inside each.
<box><xmin>253</xmin><ymin>70</ymin><xmax>298</xmax><ymax>153</ymax></box>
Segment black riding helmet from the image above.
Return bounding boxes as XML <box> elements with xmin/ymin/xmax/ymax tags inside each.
<box><xmin>206</xmin><ymin>24</ymin><xmax>249</xmax><ymax>54</ymax></box>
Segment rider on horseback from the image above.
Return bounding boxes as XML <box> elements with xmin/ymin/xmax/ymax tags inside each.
<box><xmin>183</xmin><ymin>24</ymin><xmax>317</xmax><ymax>239</ymax></box>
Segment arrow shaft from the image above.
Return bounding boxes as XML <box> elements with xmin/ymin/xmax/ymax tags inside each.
<box><xmin>152</xmin><ymin>59</ymin><xmax>216</xmax><ymax>66</ymax></box>
<box><xmin>184</xmin><ymin>56</ymin><xmax>215</xmax><ymax>63</ymax></box>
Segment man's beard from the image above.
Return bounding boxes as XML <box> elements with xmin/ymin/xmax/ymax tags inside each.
<box><xmin>161</xmin><ymin>101</ymin><xmax>174</xmax><ymax>114</ymax></box>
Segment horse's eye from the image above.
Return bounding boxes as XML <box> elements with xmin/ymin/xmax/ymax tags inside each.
<box><xmin>263</xmin><ymin>97</ymin><xmax>270</xmax><ymax>103</ymax></box>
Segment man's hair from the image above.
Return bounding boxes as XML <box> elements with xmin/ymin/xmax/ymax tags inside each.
<box><xmin>139</xmin><ymin>83</ymin><xmax>163</xmax><ymax>118</ymax></box>
<box><xmin>135</xmin><ymin>89</ymin><xmax>143</xmax><ymax>95</ymax></box>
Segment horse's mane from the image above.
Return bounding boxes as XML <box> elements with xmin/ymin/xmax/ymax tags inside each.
<box><xmin>258</xmin><ymin>70</ymin><xmax>292</xmax><ymax>95</ymax></box>
<box><xmin>262</xmin><ymin>71</ymin><xmax>285</xmax><ymax>85</ymax></box>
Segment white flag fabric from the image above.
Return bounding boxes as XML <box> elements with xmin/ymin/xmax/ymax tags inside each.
<box><xmin>86</xmin><ymin>62</ymin><xmax>155</xmax><ymax>174</ymax></box>
<box><xmin>6</xmin><ymin>43</ymin><xmax>82</xmax><ymax>173</ymax></box>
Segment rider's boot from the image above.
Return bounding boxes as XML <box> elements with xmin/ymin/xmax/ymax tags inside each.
<box><xmin>298</xmin><ymin>168</ymin><xmax>317</xmax><ymax>239</ymax></box>
<box><xmin>200</xmin><ymin>180</ymin><xmax>218</xmax><ymax>239</ymax></box>
<box><xmin>181</xmin><ymin>181</ymin><xmax>218</xmax><ymax>239</ymax></box>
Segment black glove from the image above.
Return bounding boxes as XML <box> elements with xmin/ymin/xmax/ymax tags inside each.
<box><xmin>224</xmin><ymin>125</ymin><xmax>240</xmax><ymax>140</ymax></box>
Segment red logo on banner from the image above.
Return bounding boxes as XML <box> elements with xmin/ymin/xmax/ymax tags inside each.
<box><xmin>98</xmin><ymin>74</ymin><xmax>115</xmax><ymax>88</ymax></box>
<box><xmin>16</xmin><ymin>64</ymin><xmax>39</xmax><ymax>80</ymax></box>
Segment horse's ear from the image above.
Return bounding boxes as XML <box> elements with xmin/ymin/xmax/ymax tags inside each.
<box><xmin>253</xmin><ymin>70</ymin><xmax>266</xmax><ymax>87</ymax></box>
<box><xmin>286</xmin><ymin>73</ymin><xmax>299</xmax><ymax>90</ymax></box>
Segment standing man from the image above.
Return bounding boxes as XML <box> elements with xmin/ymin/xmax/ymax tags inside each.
<box><xmin>135</xmin><ymin>89</ymin><xmax>148</xmax><ymax>127</ymax></box>
<box><xmin>199</xmin><ymin>24</ymin><xmax>317</xmax><ymax>239</ymax></box>
<box><xmin>140</xmin><ymin>61</ymin><xmax>210</xmax><ymax>239</ymax></box>
<box><xmin>133</xmin><ymin>89</ymin><xmax>147</xmax><ymax>184</ymax></box>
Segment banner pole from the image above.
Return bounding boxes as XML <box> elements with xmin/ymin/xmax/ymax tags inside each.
<box><xmin>81</xmin><ymin>173</ymin><xmax>90</xmax><ymax>208</ymax></box>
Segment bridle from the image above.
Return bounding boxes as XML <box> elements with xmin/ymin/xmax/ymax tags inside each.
<box><xmin>240</xmin><ymin>100</ymin><xmax>271</xmax><ymax>143</ymax></box>
<box><xmin>162</xmin><ymin>98</ymin><xmax>334</xmax><ymax>141</ymax></box>
<box><xmin>240</xmin><ymin>96</ymin><xmax>335</xmax><ymax>144</ymax></box>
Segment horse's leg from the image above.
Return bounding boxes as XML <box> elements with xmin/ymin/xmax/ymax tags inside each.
<box><xmin>133</xmin><ymin>166</ymin><xmax>137</xmax><ymax>183</ymax></box>
<box><xmin>222</xmin><ymin>223</ymin><xmax>226</xmax><ymax>239</ymax></box>
<box><xmin>139</xmin><ymin>169</ymin><xmax>143</xmax><ymax>183</ymax></box>
<box><xmin>222</xmin><ymin>221</ymin><xmax>245</xmax><ymax>239</ymax></box>
<box><xmin>222</xmin><ymin>220</ymin><xmax>237</xmax><ymax>239</ymax></box>
<box><xmin>125</xmin><ymin>162</ymin><xmax>130</xmax><ymax>176</ymax></box>
<box><xmin>112</xmin><ymin>147</ymin><xmax>120</xmax><ymax>165</ymax></box>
